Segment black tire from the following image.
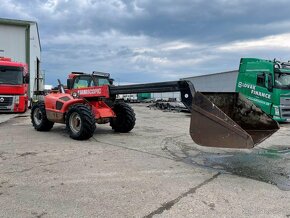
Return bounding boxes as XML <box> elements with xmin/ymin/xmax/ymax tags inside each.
<box><xmin>65</xmin><ymin>104</ymin><xmax>96</xmax><ymax>140</ymax></box>
<box><xmin>31</xmin><ymin>102</ymin><xmax>54</xmax><ymax>131</ymax></box>
<box><xmin>110</xmin><ymin>102</ymin><xmax>136</xmax><ymax>133</ymax></box>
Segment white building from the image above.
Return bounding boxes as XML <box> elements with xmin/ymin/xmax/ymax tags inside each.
<box><xmin>0</xmin><ymin>18</ymin><xmax>42</xmax><ymax>98</ymax></box>
<box><xmin>151</xmin><ymin>70</ymin><xmax>239</xmax><ymax>101</ymax></box>
<box><xmin>183</xmin><ymin>70</ymin><xmax>239</xmax><ymax>92</ymax></box>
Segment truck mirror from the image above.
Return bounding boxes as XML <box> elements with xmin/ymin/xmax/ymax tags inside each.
<box><xmin>24</xmin><ymin>74</ymin><xmax>30</xmax><ymax>84</ymax></box>
<box><xmin>67</xmin><ymin>79</ymin><xmax>73</xmax><ymax>89</ymax></box>
<box><xmin>109</xmin><ymin>78</ymin><xmax>114</xmax><ymax>85</ymax></box>
<box><xmin>266</xmin><ymin>74</ymin><xmax>273</xmax><ymax>92</ymax></box>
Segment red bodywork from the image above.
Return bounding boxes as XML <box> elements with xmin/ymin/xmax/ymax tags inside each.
<box><xmin>70</xmin><ymin>85</ymin><xmax>115</xmax><ymax>119</ymax></box>
<box><xmin>0</xmin><ymin>57</ymin><xmax>29</xmax><ymax>113</ymax></box>
<box><xmin>65</xmin><ymin>73</ymin><xmax>115</xmax><ymax>121</ymax></box>
<box><xmin>45</xmin><ymin>85</ymin><xmax>115</xmax><ymax>123</ymax></box>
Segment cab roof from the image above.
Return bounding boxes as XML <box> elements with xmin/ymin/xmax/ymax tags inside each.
<box><xmin>0</xmin><ymin>57</ymin><xmax>28</xmax><ymax>71</ymax></box>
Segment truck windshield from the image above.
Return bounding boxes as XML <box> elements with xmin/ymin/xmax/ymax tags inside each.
<box><xmin>0</xmin><ymin>66</ymin><xmax>23</xmax><ymax>85</ymax></box>
<box><xmin>274</xmin><ymin>72</ymin><xmax>290</xmax><ymax>88</ymax></box>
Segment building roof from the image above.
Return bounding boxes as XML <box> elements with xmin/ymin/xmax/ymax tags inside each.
<box><xmin>0</xmin><ymin>17</ymin><xmax>41</xmax><ymax>51</ymax></box>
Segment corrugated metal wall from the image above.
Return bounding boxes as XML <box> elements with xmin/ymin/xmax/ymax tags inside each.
<box><xmin>0</xmin><ymin>25</ymin><xmax>26</xmax><ymax>63</ymax></box>
<box><xmin>0</xmin><ymin>20</ymin><xmax>41</xmax><ymax>98</ymax></box>
<box><xmin>183</xmin><ymin>70</ymin><xmax>239</xmax><ymax>92</ymax></box>
<box><xmin>150</xmin><ymin>70</ymin><xmax>239</xmax><ymax>100</ymax></box>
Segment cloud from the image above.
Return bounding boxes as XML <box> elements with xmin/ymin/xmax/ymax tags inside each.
<box><xmin>1</xmin><ymin>0</ymin><xmax>290</xmax><ymax>85</ymax></box>
<box><xmin>219</xmin><ymin>33</ymin><xmax>290</xmax><ymax>51</ymax></box>
<box><xmin>0</xmin><ymin>0</ymin><xmax>34</xmax><ymax>20</ymax></box>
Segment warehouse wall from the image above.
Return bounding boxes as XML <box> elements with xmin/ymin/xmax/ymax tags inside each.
<box><xmin>0</xmin><ymin>24</ymin><xmax>26</xmax><ymax>63</ymax></box>
<box><xmin>0</xmin><ymin>20</ymin><xmax>41</xmax><ymax>98</ymax></box>
<box><xmin>184</xmin><ymin>70</ymin><xmax>239</xmax><ymax>92</ymax></box>
<box><xmin>149</xmin><ymin>71</ymin><xmax>239</xmax><ymax>101</ymax></box>
<box><xmin>29</xmin><ymin>23</ymin><xmax>42</xmax><ymax>96</ymax></box>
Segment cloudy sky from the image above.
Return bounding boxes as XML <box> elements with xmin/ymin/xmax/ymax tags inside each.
<box><xmin>2</xmin><ymin>0</ymin><xmax>290</xmax><ymax>85</ymax></box>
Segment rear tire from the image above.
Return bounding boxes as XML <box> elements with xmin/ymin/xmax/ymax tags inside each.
<box><xmin>66</xmin><ymin>104</ymin><xmax>96</xmax><ymax>140</ymax></box>
<box><xmin>110</xmin><ymin>102</ymin><xmax>136</xmax><ymax>133</ymax></box>
<box><xmin>31</xmin><ymin>102</ymin><xmax>54</xmax><ymax>131</ymax></box>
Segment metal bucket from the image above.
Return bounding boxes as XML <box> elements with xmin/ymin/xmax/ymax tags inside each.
<box><xmin>190</xmin><ymin>92</ymin><xmax>279</xmax><ymax>149</ymax></box>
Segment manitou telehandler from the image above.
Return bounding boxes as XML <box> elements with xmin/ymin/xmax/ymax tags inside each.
<box><xmin>31</xmin><ymin>71</ymin><xmax>279</xmax><ymax>149</ymax></box>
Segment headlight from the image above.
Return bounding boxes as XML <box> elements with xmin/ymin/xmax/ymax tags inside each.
<box><xmin>15</xmin><ymin>96</ymin><xmax>20</xmax><ymax>104</ymax></box>
<box><xmin>72</xmin><ymin>92</ymin><xmax>79</xmax><ymax>99</ymax></box>
<box><xmin>274</xmin><ymin>107</ymin><xmax>280</xmax><ymax>116</ymax></box>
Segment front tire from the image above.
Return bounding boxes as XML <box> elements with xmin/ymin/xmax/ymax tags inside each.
<box><xmin>66</xmin><ymin>104</ymin><xmax>96</xmax><ymax>140</ymax></box>
<box><xmin>31</xmin><ymin>102</ymin><xmax>54</xmax><ymax>131</ymax></box>
<box><xmin>110</xmin><ymin>102</ymin><xmax>136</xmax><ymax>133</ymax></box>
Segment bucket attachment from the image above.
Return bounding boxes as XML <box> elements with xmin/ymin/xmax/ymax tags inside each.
<box><xmin>190</xmin><ymin>92</ymin><xmax>279</xmax><ymax>149</ymax></box>
<box><xmin>109</xmin><ymin>79</ymin><xmax>278</xmax><ymax>149</ymax></box>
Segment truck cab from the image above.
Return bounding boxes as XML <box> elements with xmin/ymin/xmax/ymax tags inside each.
<box><xmin>0</xmin><ymin>57</ymin><xmax>29</xmax><ymax>113</ymax></box>
<box><xmin>236</xmin><ymin>58</ymin><xmax>290</xmax><ymax>122</ymax></box>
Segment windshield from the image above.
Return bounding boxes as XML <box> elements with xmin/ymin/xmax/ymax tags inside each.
<box><xmin>274</xmin><ymin>72</ymin><xmax>290</xmax><ymax>88</ymax></box>
<box><xmin>98</xmin><ymin>77</ymin><xmax>110</xmax><ymax>86</ymax></box>
<box><xmin>72</xmin><ymin>75</ymin><xmax>111</xmax><ymax>88</ymax></box>
<box><xmin>0</xmin><ymin>66</ymin><xmax>23</xmax><ymax>85</ymax></box>
<box><xmin>73</xmin><ymin>76</ymin><xmax>95</xmax><ymax>88</ymax></box>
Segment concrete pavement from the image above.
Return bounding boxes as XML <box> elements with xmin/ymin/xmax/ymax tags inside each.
<box><xmin>0</xmin><ymin>104</ymin><xmax>289</xmax><ymax>217</ymax></box>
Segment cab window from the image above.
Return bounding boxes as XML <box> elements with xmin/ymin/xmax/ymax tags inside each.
<box><xmin>256</xmin><ymin>73</ymin><xmax>265</xmax><ymax>87</ymax></box>
<box><xmin>98</xmin><ymin>78</ymin><xmax>110</xmax><ymax>86</ymax></box>
<box><xmin>73</xmin><ymin>76</ymin><xmax>95</xmax><ymax>88</ymax></box>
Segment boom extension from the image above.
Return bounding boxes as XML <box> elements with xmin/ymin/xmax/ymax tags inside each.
<box><xmin>110</xmin><ymin>80</ymin><xmax>279</xmax><ymax>149</ymax></box>
<box><xmin>109</xmin><ymin>80</ymin><xmax>194</xmax><ymax>110</ymax></box>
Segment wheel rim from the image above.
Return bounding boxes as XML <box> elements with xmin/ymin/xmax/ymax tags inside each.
<box><xmin>69</xmin><ymin>112</ymin><xmax>82</xmax><ymax>134</ymax></box>
<box><xmin>33</xmin><ymin>108</ymin><xmax>43</xmax><ymax>125</ymax></box>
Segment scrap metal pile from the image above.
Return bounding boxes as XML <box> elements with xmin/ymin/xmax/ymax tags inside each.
<box><xmin>147</xmin><ymin>100</ymin><xmax>190</xmax><ymax>113</ymax></box>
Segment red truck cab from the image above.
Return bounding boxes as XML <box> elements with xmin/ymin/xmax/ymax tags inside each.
<box><xmin>0</xmin><ymin>57</ymin><xmax>29</xmax><ymax>113</ymax></box>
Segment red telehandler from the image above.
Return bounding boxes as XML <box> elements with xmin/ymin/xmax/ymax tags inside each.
<box><xmin>31</xmin><ymin>72</ymin><xmax>279</xmax><ymax>149</ymax></box>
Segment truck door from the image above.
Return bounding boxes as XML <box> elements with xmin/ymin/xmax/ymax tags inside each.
<box><xmin>252</xmin><ymin>72</ymin><xmax>273</xmax><ymax>114</ymax></box>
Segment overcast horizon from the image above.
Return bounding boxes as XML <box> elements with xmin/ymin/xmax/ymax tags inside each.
<box><xmin>1</xmin><ymin>0</ymin><xmax>290</xmax><ymax>85</ymax></box>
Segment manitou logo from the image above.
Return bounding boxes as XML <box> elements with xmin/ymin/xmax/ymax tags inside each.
<box><xmin>77</xmin><ymin>88</ymin><xmax>102</xmax><ymax>95</ymax></box>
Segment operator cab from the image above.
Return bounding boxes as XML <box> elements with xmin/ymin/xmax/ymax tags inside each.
<box><xmin>67</xmin><ymin>71</ymin><xmax>114</xmax><ymax>89</ymax></box>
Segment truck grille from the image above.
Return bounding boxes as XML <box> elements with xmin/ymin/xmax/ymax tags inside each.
<box><xmin>280</xmin><ymin>97</ymin><xmax>290</xmax><ymax>106</ymax></box>
<box><xmin>280</xmin><ymin>97</ymin><xmax>290</xmax><ymax>118</ymax></box>
<box><xmin>0</xmin><ymin>96</ymin><xmax>13</xmax><ymax>107</ymax></box>
<box><xmin>281</xmin><ymin>107</ymin><xmax>290</xmax><ymax>118</ymax></box>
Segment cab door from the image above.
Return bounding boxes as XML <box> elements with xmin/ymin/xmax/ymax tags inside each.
<box><xmin>252</xmin><ymin>72</ymin><xmax>273</xmax><ymax>114</ymax></box>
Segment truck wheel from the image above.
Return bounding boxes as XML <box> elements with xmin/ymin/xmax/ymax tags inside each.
<box><xmin>66</xmin><ymin>104</ymin><xmax>96</xmax><ymax>140</ymax></box>
<box><xmin>110</xmin><ymin>102</ymin><xmax>136</xmax><ymax>133</ymax></box>
<box><xmin>31</xmin><ymin>102</ymin><xmax>54</xmax><ymax>131</ymax></box>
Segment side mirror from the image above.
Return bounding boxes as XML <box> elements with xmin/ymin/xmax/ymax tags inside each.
<box><xmin>67</xmin><ymin>79</ymin><xmax>73</xmax><ymax>89</ymax></box>
<box><xmin>266</xmin><ymin>73</ymin><xmax>273</xmax><ymax>92</ymax></box>
<box><xmin>24</xmin><ymin>74</ymin><xmax>30</xmax><ymax>84</ymax></box>
<box><xmin>109</xmin><ymin>78</ymin><xmax>114</xmax><ymax>85</ymax></box>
